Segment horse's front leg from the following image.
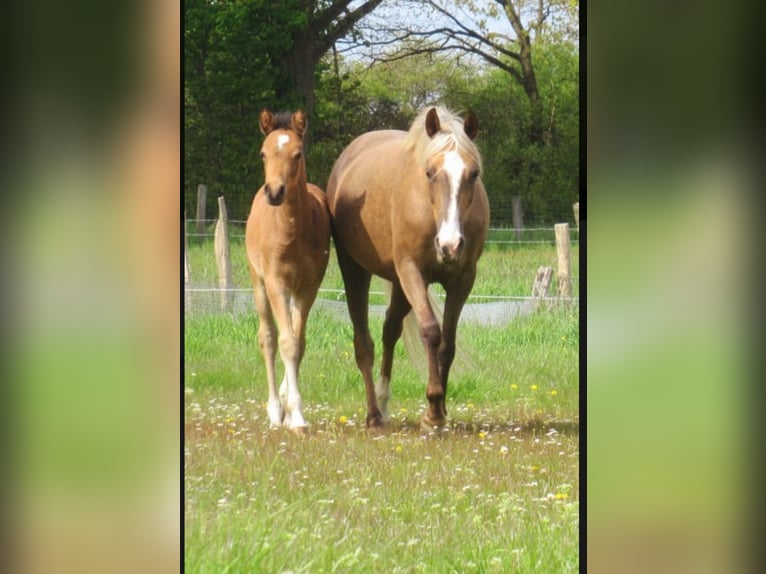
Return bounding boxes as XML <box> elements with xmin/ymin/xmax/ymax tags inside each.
<box><xmin>438</xmin><ymin>273</ymin><xmax>474</xmax><ymax>418</ymax></box>
<box><xmin>397</xmin><ymin>262</ymin><xmax>445</xmax><ymax>429</ymax></box>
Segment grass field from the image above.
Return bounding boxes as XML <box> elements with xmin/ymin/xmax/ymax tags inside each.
<box><xmin>185</xmin><ymin>232</ymin><xmax>579</xmax><ymax>573</ymax></box>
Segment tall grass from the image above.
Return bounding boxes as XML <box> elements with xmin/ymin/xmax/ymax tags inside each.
<box><xmin>185</xmin><ymin>231</ymin><xmax>579</xmax><ymax>572</ymax></box>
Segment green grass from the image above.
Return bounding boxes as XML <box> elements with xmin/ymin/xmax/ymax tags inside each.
<box><xmin>185</xmin><ymin>232</ymin><xmax>579</xmax><ymax>573</ymax></box>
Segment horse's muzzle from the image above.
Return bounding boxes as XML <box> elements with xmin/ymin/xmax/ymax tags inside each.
<box><xmin>435</xmin><ymin>236</ymin><xmax>465</xmax><ymax>263</ymax></box>
<box><xmin>265</xmin><ymin>183</ymin><xmax>285</xmax><ymax>206</ymax></box>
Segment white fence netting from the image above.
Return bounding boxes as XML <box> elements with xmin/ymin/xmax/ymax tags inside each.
<box><xmin>185</xmin><ymin>285</ymin><xmax>577</xmax><ymax>327</ymax></box>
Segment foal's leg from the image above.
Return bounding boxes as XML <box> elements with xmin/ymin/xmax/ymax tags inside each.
<box><xmin>377</xmin><ymin>281</ymin><xmax>411</xmax><ymax>422</ymax></box>
<box><xmin>336</xmin><ymin>246</ymin><xmax>380</xmax><ymax>427</ymax></box>
<box><xmin>252</xmin><ymin>275</ymin><xmax>282</xmax><ymax>427</ymax></box>
<box><xmin>276</xmin><ymin>298</ymin><xmax>302</xmax><ymax>411</ymax></box>
<box><xmin>284</xmin><ymin>289</ymin><xmax>318</xmax><ymax>424</ymax></box>
<box><xmin>396</xmin><ymin>261</ymin><xmax>444</xmax><ymax>429</ymax></box>
<box><xmin>265</xmin><ymin>280</ymin><xmax>306</xmax><ymax>432</ymax></box>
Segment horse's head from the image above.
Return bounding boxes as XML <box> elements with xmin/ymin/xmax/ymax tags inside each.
<box><xmin>422</xmin><ymin>107</ymin><xmax>481</xmax><ymax>264</ymax></box>
<box><xmin>258</xmin><ymin>109</ymin><xmax>307</xmax><ymax>206</ymax></box>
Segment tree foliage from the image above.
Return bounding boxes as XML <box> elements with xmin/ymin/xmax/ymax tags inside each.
<box><xmin>184</xmin><ymin>0</ymin><xmax>579</xmax><ymax>225</ymax></box>
<box><xmin>184</xmin><ymin>0</ymin><xmax>383</xmax><ymax>220</ymax></box>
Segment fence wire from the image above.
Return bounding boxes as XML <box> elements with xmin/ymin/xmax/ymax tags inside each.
<box><xmin>185</xmin><ymin>286</ymin><xmax>577</xmax><ymax>327</ymax></box>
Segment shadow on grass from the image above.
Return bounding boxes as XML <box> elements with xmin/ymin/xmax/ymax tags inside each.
<box><xmin>371</xmin><ymin>417</ymin><xmax>579</xmax><ymax>438</ymax></box>
<box><xmin>185</xmin><ymin>418</ymin><xmax>579</xmax><ymax>444</ymax></box>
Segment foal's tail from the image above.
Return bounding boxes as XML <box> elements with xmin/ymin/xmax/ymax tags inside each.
<box><xmin>382</xmin><ymin>282</ymin><xmax>477</xmax><ymax>377</ymax></box>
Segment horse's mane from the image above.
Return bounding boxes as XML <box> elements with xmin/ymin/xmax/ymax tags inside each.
<box><xmin>402</xmin><ymin>106</ymin><xmax>483</xmax><ymax>173</ymax></box>
<box><xmin>271</xmin><ymin>111</ymin><xmax>294</xmax><ymax>131</ymax></box>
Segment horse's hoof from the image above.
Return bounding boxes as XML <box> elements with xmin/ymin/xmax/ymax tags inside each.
<box><xmin>366</xmin><ymin>414</ymin><xmax>386</xmax><ymax>429</ymax></box>
<box><xmin>420</xmin><ymin>415</ymin><xmax>448</xmax><ymax>434</ymax></box>
<box><xmin>288</xmin><ymin>425</ymin><xmax>308</xmax><ymax>435</ymax></box>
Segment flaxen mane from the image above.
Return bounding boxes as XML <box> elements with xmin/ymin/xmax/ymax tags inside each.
<box><xmin>402</xmin><ymin>106</ymin><xmax>483</xmax><ymax>172</ymax></box>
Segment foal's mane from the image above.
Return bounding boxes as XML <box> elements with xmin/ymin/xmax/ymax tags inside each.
<box><xmin>403</xmin><ymin>106</ymin><xmax>483</xmax><ymax>172</ymax></box>
<box><xmin>271</xmin><ymin>111</ymin><xmax>295</xmax><ymax>132</ymax></box>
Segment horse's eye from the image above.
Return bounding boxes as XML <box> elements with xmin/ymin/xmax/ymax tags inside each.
<box><xmin>259</xmin><ymin>151</ymin><xmax>265</xmax><ymax>159</ymax></box>
<box><xmin>468</xmin><ymin>168</ymin><xmax>480</xmax><ymax>180</ymax></box>
<box><xmin>292</xmin><ymin>151</ymin><xmax>303</xmax><ymax>160</ymax></box>
<box><xmin>426</xmin><ymin>168</ymin><xmax>435</xmax><ymax>180</ymax></box>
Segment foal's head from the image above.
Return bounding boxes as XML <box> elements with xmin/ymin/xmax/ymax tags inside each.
<box><xmin>407</xmin><ymin>107</ymin><xmax>482</xmax><ymax>264</ymax></box>
<box><xmin>258</xmin><ymin>109</ymin><xmax>307</xmax><ymax>206</ymax></box>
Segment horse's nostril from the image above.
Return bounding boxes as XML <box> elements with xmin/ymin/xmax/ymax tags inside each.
<box><xmin>265</xmin><ymin>183</ymin><xmax>286</xmax><ymax>202</ymax></box>
<box><xmin>436</xmin><ymin>236</ymin><xmax>464</xmax><ymax>262</ymax></box>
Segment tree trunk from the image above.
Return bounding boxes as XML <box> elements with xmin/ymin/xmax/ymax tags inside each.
<box><xmin>502</xmin><ymin>2</ymin><xmax>547</xmax><ymax>146</ymax></box>
<box><xmin>284</xmin><ymin>31</ymin><xmax>317</xmax><ymax>150</ymax></box>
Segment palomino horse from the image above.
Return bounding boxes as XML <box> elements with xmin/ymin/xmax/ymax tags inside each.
<box><xmin>246</xmin><ymin>109</ymin><xmax>330</xmax><ymax>432</ymax></box>
<box><xmin>326</xmin><ymin>106</ymin><xmax>489</xmax><ymax>430</ymax></box>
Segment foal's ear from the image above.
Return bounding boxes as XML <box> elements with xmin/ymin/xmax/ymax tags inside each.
<box><xmin>259</xmin><ymin>109</ymin><xmax>274</xmax><ymax>135</ymax></box>
<box><xmin>463</xmin><ymin>111</ymin><xmax>479</xmax><ymax>140</ymax></box>
<box><xmin>291</xmin><ymin>110</ymin><xmax>308</xmax><ymax>138</ymax></box>
<box><xmin>425</xmin><ymin>107</ymin><xmax>441</xmax><ymax>138</ymax></box>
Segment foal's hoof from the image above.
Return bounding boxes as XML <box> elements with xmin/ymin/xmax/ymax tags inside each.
<box><xmin>288</xmin><ymin>425</ymin><xmax>308</xmax><ymax>436</ymax></box>
<box><xmin>267</xmin><ymin>403</ymin><xmax>285</xmax><ymax>428</ymax></box>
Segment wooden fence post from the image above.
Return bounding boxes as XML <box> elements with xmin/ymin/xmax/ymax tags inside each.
<box><xmin>573</xmin><ymin>202</ymin><xmax>580</xmax><ymax>231</ymax></box>
<box><xmin>184</xmin><ymin>211</ymin><xmax>191</xmax><ymax>310</ymax></box>
<box><xmin>532</xmin><ymin>266</ymin><xmax>553</xmax><ymax>299</ymax></box>
<box><xmin>554</xmin><ymin>223</ymin><xmax>572</xmax><ymax>297</ymax></box>
<box><xmin>512</xmin><ymin>196</ymin><xmax>524</xmax><ymax>240</ymax></box>
<box><xmin>196</xmin><ymin>184</ymin><xmax>207</xmax><ymax>236</ymax></box>
<box><xmin>214</xmin><ymin>196</ymin><xmax>233</xmax><ymax>310</ymax></box>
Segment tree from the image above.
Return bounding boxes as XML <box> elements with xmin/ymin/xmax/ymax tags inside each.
<box><xmin>184</xmin><ymin>0</ymin><xmax>386</xmax><ymax>219</ymax></box>
<box><xmin>351</xmin><ymin>0</ymin><xmax>579</xmax><ymax>223</ymax></box>
<box><xmin>314</xmin><ymin>41</ymin><xmax>578</xmax><ymax>224</ymax></box>
<box><xmin>276</xmin><ymin>0</ymin><xmax>385</xmax><ymax>146</ymax></box>
<box><xmin>360</xmin><ymin>0</ymin><xmax>578</xmax><ymax>145</ymax></box>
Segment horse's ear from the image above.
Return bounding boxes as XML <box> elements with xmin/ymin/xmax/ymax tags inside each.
<box><xmin>291</xmin><ymin>110</ymin><xmax>308</xmax><ymax>137</ymax></box>
<box><xmin>463</xmin><ymin>111</ymin><xmax>479</xmax><ymax>140</ymax></box>
<box><xmin>425</xmin><ymin>107</ymin><xmax>441</xmax><ymax>138</ymax></box>
<box><xmin>259</xmin><ymin>109</ymin><xmax>274</xmax><ymax>135</ymax></box>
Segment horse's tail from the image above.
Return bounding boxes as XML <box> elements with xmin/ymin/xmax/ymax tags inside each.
<box><xmin>382</xmin><ymin>281</ymin><xmax>476</xmax><ymax>377</ymax></box>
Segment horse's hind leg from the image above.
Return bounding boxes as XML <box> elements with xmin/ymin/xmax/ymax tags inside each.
<box><xmin>336</xmin><ymin>246</ymin><xmax>381</xmax><ymax>427</ymax></box>
<box><xmin>377</xmin><ymin>281</ymin><xmax>411</xmax><ymax>422</ymax></box>
<box><xmin>252</xmin><ymin>275</ymin><xmax>283</xmax><ymax>427</ymax></box>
